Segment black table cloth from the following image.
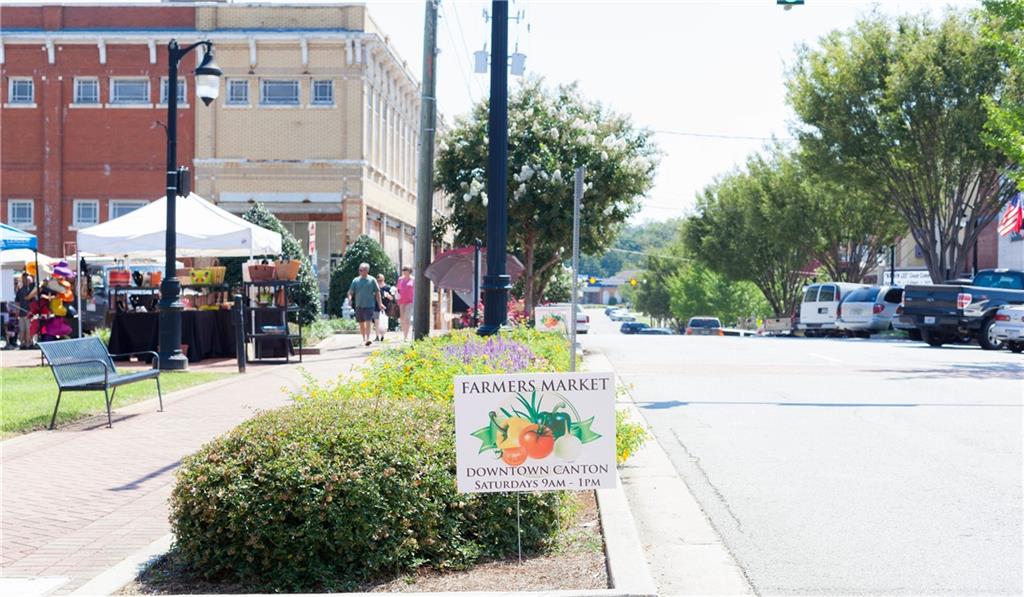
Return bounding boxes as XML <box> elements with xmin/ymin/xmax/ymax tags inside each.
<box><xmin>109</xmin><ymin>310</ymin><xmax>236</xmax><ymax>363</ymax></box>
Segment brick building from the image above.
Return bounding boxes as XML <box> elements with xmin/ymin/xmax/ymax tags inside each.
<box><xmin>1</xmin><ymin>3</ymin><xmax>198</xmax><ymax>257</ymax></box>
<box><xmin>1</xmin><ymin>2</ymin><xmax>451</xmax><ymax>311</ymax></box>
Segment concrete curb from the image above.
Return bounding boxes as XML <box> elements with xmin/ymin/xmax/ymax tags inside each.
<box><xmin>69</xmin><ymin>534</ymin><xmax>172</xmax><ymax>596</ymax></box>
<box><xmin>596</xmin><ymin>477</ymin><xmax>659</xmax><ymax>596</ymax></box>
<box><xmin>586</xmin><ymin>350</ymin><xmax>755</xmax><ymax>596</ymax></box>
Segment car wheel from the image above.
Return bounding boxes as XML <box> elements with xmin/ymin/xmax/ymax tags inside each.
<box><xmin>920</xmin><ymin>328</ymin><xmax>946</xmax><ymax>347</ymax></box>
<box><xmin>978</xmin><ymin>318</ymin><xmax>1005</xmax><ymax>351</ymax></box>
<box><xmin>1009</xmin><ymin>342</ymin><xmax>1024</xmax><ymax>354</ymax></box>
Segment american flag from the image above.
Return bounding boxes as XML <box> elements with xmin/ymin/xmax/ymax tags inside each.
<box><xmin>998</xmin><ymin>194</ymin><xmax>1023</xmax><ymax>237</ymax></box>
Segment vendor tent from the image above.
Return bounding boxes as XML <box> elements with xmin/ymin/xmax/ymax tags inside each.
<box><xmin>1</xmin><ymin>222</ymin><xmax>37</xmax><ymax>251</ymax></box>
<box><xmin>76</xmin><ymin>193</ymin><xmax>281</xmax><ymax>258</ymax></box>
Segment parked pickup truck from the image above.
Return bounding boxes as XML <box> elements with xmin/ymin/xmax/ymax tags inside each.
<box><xmin>899</xmin><ymin>269</ymin><xmax>1024</xmax><ymax>349</ymax></box>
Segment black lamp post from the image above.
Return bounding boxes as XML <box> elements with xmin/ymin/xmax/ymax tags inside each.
<box><xmin>158</xmin><ymin>39</ymin><xmax>221</xmax><ymax>370</ymax></box>
<box><xmin>478</xmin><ymin>0</ymin><xmax>510</xmax><ymax>336</ymax></box>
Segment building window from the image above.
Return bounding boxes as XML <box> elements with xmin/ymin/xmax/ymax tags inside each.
<box><xmin>260</xmin><ymin>79</ymin><xmax>300</xmax><ymax>105</ymax></box>
<box><xmin>74</xmin><ymin>78</ymin><xmax>100</xmax><ymax>104</ymax></box>
<box><xmin>8</xmin><ymin>78</ymin><xmax>34</xmax><ymax>104</ymax></box>
<box><xmin>110</xmin><ymin>78</ymin><xmax>150</xmax><ymax>105</ymax></box>
<box><xmin>311</xmin><ymin>80</ymin><xmax>334</xmax><ymax>105</ymax></box>
<box><xmin>160</xmin><ymin>77</ymin><xmax>187</xmax><ymax>104</ymax></box>
<box><xmin>226</xmin><ymin>79</ymin><xmax>249</xmax><ymax>105</ymax></box>
<box><xmin>7</xmin><ymin>199</ymin><xmax>34</xmax><ymax>228</ymax></box>
<box><xmin>109</xmin><ymin>200</ymin><xmax>147</xmax><ymax>220</ymax></box>
<box><xmin>73</xmin><ymin>200</ymin><xmax>100</xmax><ymax>228</ymax></box>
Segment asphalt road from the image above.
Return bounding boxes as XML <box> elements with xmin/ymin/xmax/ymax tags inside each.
<box><xmin>583</xmin><ymin>313</ymin><xmax>1023</xmax><ymax>595</ymax></box>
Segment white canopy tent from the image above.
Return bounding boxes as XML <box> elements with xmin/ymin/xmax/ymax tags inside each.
<box><xmin>74</xmin><ymin>193</ymin><xmax>283</xmax><ymax>335</ymax></box>
<box><xmin>76</xmin><ymin>193</ymin><xmax>281</xmax><ymax>258</ymax></box>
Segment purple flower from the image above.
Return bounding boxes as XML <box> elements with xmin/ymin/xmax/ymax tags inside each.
<box><xmin>442</xmin><ymin>338</ymin><xmax>538</xmax><ymax>372</ymax></box>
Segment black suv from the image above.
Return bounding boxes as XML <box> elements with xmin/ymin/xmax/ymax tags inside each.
<box><xmin>620</xmin><ymin>322</ymin><xmax>649</xmax><ymax>334</ymax></box>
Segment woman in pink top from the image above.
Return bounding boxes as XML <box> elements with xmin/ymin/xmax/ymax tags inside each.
<box><xmin>396</xmin><ymin>265</ymin><xmax>415</xmax><ymax>341</ymax></box>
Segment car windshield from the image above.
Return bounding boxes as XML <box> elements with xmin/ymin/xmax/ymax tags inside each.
<box><xmin>972</xmin><ymin>271</ymin><xmax>1024</xmax><ymax>290</ymax></box>
<box><xmin>844</xmin><ymin>288</ymin><xmax>880</xmax><ymax>302</ymax></box>
<box><xmin>688</xmin><ymin>318</ymin><xmax>721</xmax><ymax>328</ymax></box>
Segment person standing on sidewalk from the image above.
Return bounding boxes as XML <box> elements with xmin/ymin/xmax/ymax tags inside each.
<box><xmin>15</xmin><ymin>273</ymin><xmax>36</xmax><ymax>349</ymax></box>
<box><xmin>348</xmin><ymin>263</ymin><xmax>384</xmax><ymax>347</ymax></box>
<box><xmin>396</xmin><ymin>265</ymin><xmax>414</xmax><ymax>341</ymax></box>
<box><xmin>375</xmin><ymin>273</ymin><xmax>394</xmax><ymax>342</ymax></box>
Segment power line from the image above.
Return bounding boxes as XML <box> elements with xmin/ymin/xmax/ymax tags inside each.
<box><xmin>439</xmin><ymin>2</ymin><xmax>476</xmax><ymax>104</ymax></box>
<box><xmin>449</xmin><ymin>0</ymin><xmax>486</xmax><ymax>98</ymax></box>
<box><xmin>653</xmin><ymin>129</ymin><xmax>794</xmax><ymax>142</ymax></box>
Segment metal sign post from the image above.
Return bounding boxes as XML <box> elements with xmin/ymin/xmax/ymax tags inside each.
<box><xmin>570</xmin><ymin>167</ymin><xmax>584</xmax><ymax>372</ymax></box>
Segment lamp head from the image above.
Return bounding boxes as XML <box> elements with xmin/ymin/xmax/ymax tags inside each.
<box><xmin>194</xmin><ymin>47</ymin><xmax>222</xmax><ymax>106</ymax></box>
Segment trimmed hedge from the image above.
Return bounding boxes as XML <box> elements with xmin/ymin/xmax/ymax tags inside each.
<box><xmin>169</xmin><ymin>328</ymin><xmax>572</xmax><ymax>592</ymax></box>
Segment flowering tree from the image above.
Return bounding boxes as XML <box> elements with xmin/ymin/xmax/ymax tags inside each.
<box><xmin>434</xmin><ymin>79</ymin><xmax>658</xmax><ymax>315</ymax></box>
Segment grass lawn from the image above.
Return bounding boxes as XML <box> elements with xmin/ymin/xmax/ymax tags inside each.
<box><xmin>1</xmin><ymin>367</ymin><xmax>230</xmax><ymax>434</ymax></box>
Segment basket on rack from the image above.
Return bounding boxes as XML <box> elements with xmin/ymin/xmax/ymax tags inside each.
<box><xmin>248</xmin><ymin>264</ymin><xmax>276</xmax><ymax>281</ymax></box>
<box><xmin>274</xmin><ymin>259</ymin><xmax>301</xmax><ymax>281</ymax></box>
<box><xmin>210</xmin><ymin>266</ymin><xmax>226</xmax><ymax>285</ymax></box>
<box><xmin>190</xmin><ymin>268</ymin><xmax>212</xmax><ymax>286</ymax></box>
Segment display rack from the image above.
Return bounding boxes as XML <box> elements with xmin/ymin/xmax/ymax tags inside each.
<box><xmin>241</xmin><ymin>280</ymin><xmax>302</xmax><ymax>363</ymax></box>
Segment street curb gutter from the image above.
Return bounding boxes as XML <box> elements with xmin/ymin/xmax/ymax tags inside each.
<box><xmin>596</xmin><ymin>476</ymin><xmax>659</xmax><ymax>596</ymax></box>
<box><xmin>586</xmin><ymin>350</ymin><xmax>755</xmax><ymax>596</ymax></box>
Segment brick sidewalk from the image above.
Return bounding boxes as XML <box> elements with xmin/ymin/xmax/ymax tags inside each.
<box><xmin>1</xmin><ymin>333</ymin><xmax>380</xmax><ymax>595</ymax></box>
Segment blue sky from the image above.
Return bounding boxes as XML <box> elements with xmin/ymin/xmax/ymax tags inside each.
<box><xmin>366</xmin><ymin>0</ymin><xmax>980</xmax><ymax>222</ymax></box>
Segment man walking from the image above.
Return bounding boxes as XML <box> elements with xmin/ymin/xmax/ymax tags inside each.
<box><xmin>348</xmin><ymin>263</ymin><xmax>384</xmax><ymax>347</ymax></box>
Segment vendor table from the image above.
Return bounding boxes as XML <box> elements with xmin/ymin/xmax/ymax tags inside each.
<box><xmin>108</xmin><ymin>310</ymin><xmax>236</xmax><ymax>363</ymax></box>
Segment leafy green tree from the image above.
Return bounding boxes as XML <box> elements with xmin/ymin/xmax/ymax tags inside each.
<box><xmin>434</xmin><ymin>78</ymin><xmax>658</xmax><ymax>316</ymax></box>
<box><xmin>579</xmin><ymin>218</ymin><xmax>682</xmax><ymax>278</ymax></box>
<box><xmin>982</xmin><ymin>0</ymin><xmax>1024</xmax><ymax>184</ymax></box>
<box><xmin>687</xmin><ymin>149</ymin><xmax>817</xmax><ymax>317</ymax></box>
<box><xmin>222</xmin><ymin>203</ymin><xmax>321</xmax><ymax>325</ymax></box>
<box><xmin>787</xmin><ymin>11</ymin><xmax>1018</xmax><ymax>282</ymax></box>
<box><xmin>802</xmin><ymin>173</ymin><xmax>905</xmax><ymax>283</ymax></box>
<box><xmin>327</xmin><ymin>235</ymin><xmax>394</xmax><ymax>317</ymax></box>
<box><xmin>667</xmin><ymin>263</ymin><xmax>769</xmax><ymax>327</ymax></box>
<box><xmin>633</xmin><ymin>247</ymin><xmax>687</xmax><ymax>327</ymax></box>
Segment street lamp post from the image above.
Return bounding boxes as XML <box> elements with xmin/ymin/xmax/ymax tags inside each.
<box><xmin>158</xmin><ymin>39</ymin><xmax>221</xmax><ymax>370</ymax></box>
<box><xmin>478</xmin><ymin>0</ymin><xmax>511</xmax><ymax>336</ymax></box>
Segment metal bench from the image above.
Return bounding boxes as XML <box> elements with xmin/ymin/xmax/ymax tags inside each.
<box><xmin>38</xmin><ymin>337</ymin><xmax>163</xmax><ymax>429</ymax></box>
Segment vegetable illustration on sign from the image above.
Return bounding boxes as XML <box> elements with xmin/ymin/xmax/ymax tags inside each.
<box><xmin>540</xmin><ymin>313</ymin><xmax>564</xmax><ymax>330</ymax></box>
<box><xmin>470</xmin><ymin>391</ymin><xmax>601</xmax><ymax>466</ymax></box>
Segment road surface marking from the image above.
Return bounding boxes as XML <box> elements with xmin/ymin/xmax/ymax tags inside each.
<box><xmin>808</xmin><ymin>352</ymin><xmax>843</xmax><ymax>363</ymax></box>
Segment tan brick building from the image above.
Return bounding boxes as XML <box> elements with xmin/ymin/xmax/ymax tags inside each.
<box><xmin>189</xmin><ymin>3</ymin><xmax>445</xmax><ymax>294</ymax></box>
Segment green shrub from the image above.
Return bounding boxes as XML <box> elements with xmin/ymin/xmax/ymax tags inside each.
<box><xmin>615</xmin><ymin>409</ymin><xmax>648</xmax><ymax>465</ymax></box>
<box><xmin>170</xmin><ymin>396</ymin><xmax>568</xmax><ymax>592</ymax></box>
<box><xmin>309</xmin><ymin>329</ymin><xmax>569</xmax><ymax>403</ymax></box>
<box><xmin>326</xmin><ymin>235</ymin><xmax>394</xmax><ymax>317</ymax></box>
<box><xmin>222</xmin><ymin>203</ymin><xmax>322</xmax><ymax>325</ymax></box>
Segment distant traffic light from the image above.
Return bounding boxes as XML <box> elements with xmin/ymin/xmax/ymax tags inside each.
<box><xmin>587</xmin><ymin>276</ymin><xmax>598</xmax><ymax>285</ymax></box>
<box><xmin>629</xmin><ymin>278</ymin><xmax>638</xmax><ymax>287</ymax></box>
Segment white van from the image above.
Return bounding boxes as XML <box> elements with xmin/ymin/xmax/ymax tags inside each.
<box><xmin>798</xmin><ymin>282</ymin><xmax>867</xmax><ymax>336</ymax></box>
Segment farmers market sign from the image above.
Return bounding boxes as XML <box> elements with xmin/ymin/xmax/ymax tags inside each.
<box><xmin>454</xmin><ymin>372</ymin><xmax>616</xmax><ymax>493</ymax></box>
<box><xmin>534</xmin><ymin>304</ymin><xmax>571</xmax><ymax>333</ymax></box>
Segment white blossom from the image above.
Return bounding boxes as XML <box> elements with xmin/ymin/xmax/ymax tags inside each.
<box><xmin>552</xmin><ymin>169</ymin><xmax>562</xmax><ymax>182</ymax></box>
<box><xmin>481</xmin><ymin>192</ymin><xmax>488</xmax><ymax>206</ymax></box>
<box><xmin>469</xmin><ymin>179</ymin><xmax>484</xmax><ymax>196</ymax></box>
<box><xmin>549</xmin><ymin>127</ymin><xmax>560</xmax><ymax>140</ymax></box>
<box><xmin>601</xmin><ymin>151</ymin><xmax>609</xmax><ymax>161</ymax></box>
<box><xmin>462</xmin><ymin>193</ymin><xmax>472</xmax><ymax>202</ymax></box>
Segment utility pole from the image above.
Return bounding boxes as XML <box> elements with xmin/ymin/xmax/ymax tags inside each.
<box><xmin>413</xmin><ymin>0</ymin><xmax>439</xmax><ymax>340</ymax></box>
<box><xmin>478</xmin><ymin>0</ymin><xmax>511</xmax><ymax>336</ymax></box>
